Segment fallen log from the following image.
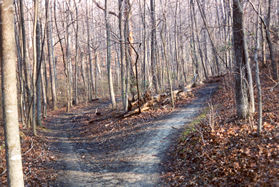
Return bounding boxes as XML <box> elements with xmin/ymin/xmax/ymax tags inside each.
<box><xmin>123</xmin><ymin>106</ymin><xmax>150</xmax><ymax>118</ymax></box>
<box><xmin>127</xmin><ymin>87</ymin><xmax>192</xmax><ymax>113</ymax></box>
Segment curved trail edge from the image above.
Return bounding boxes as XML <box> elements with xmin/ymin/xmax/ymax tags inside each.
<box><xmin>46</xmin><ymin>83</ymin><xmax>218</xmax><ymax>187</ymax></box>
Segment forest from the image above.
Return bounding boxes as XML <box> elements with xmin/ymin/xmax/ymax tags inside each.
<box><xmin>0</xmin><ymin>0</ymin><xmax>279</xmax><ymax>186</ymax></box>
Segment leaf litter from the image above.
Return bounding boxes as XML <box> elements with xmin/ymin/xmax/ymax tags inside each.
<box><xmin>161</xmin><ymin>67</ymin><xmax>279</xmax><ymax>186</ymax></box>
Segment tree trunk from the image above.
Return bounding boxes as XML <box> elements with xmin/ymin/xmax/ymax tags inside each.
<box><xmin>190</xmin><ymin>0</ymin><xmax>200</xmax><ymax>83</ymax></box>
<box><xmin>73</xmin><ymin>0</ymin><xmax>79</xmax><ymax>105</ymax></box>
<box><xmin>32</xmin><ymin>0</ymin><xmax>39</xmax><ymax>136</ymax></box>
<box><xmin>46</xmin><ymin>0</ymin><xmax>57</xmax><ymax>110</ymax></box>
<box><xmin>161</xmin><ymin>14</ymin><xmax>175</xmax><ymax>108</ymax></box>
<box><xmin>19</xmin><ymin>0</ymin><xmax>32</xmax><ymax>127</ymax></box>
<box><xmin>105</xmin><ymin>0</ymin><xmax>117</xmax><ymax>109</ymax></box>
<box><xmin>196</xmin><ymin>0</ymin><xmax>222</xmax><ymax>75</ymax></box>
<box><xmin>124</xmin><ymin>0</ymin><xmax>131</xmax><ymax>112</ymax></box>
<box><xmin>174</xmin><ymin>0</ymin><xmax>179</xmax><ymax>87</ymax></box>
<box><xmin>0</xmin><ymin>1</ymin><xmax>25</xmax><ymax>185</ymax></box>
<box><xmin>261</xmin><ymin>21</ymin><xmax>266</xmax><ymax>65</ymax></box>
<box><xmin>232</xmin><ymin>0</ymin><xmax>250</xmax><ymax>118</ymax></box>
<box><xmin>254</xmin><ymin>3</ymin><xmax>262</xmax><ymax>134</ymax></box>
<box><xmin>118</xmin><ymin>0</ymin><xmax>126</xmax><ymax>109</ymax></box>
<box><xmin>65</xmin><ymin>6</ymin><xmax>73</xmax><ymax>111</ymax></box>
<box><xmin>141</xmin><ymin>0</ymin><xmax>147</xmax><ymax>91</ymax></box>
<box><xmin>15</xmin><ymin>22</ymin><xmax>24</xmax><ymax>124</ymax></box>
<box><xmin>86</xmin><ymin>1</ymin><xmax>94</xmax><ymax>101</ymax></box>
<box><xmin>265</xmin><ymin>0</ymin><xmax>277</xmax><ymax>80</ymax></box>
<box><xmin>54</xmin><ymin>0</ymin><xmax>69</xmax><ymax>112</ymax></box>
<box><xmin>41</xmin><ymin>56</ymin><xmax>47</xmax><ymax>118</ymax></box>
<box><xmin>150</xmin><ymin>0</ymin><xmax>159</xmax><ymax>93</ymax></box>
<box><xmin>191</xmin><ymin>0</ymin><xmax>208</xmax><ymax>80</ymax></box>
<box><xmin>36</xmin><ymin>21</ymin><xmax>42</xmax><ymax>127</ymax></box>
<box><xmin>80</xmin><ymin>53</ymin><xmax>89</xmax><ymax>103</ymax></box>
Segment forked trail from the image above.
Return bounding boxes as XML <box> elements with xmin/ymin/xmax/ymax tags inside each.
<box><xmin>45</xmin><ymin>84</ymin><xmax>218</xmax><ymax>187</ymax></box>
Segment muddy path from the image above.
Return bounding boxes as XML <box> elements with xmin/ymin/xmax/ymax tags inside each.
<box><xmin>45</xmin><ymin>84</ymin><xmax>218</xmax><ymax>186</ymax></box>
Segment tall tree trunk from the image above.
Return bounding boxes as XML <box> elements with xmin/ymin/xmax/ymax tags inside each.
<box><xmin>54</xmin><ymin>0</ymin><xmax>69</xmax><ymax>112</ymax></box>
<box><xmin>191</xmin><ymin>0</ymin><xmax>208</xmax><ymax>80</ymax></box>
<box><xmin>190</xmin><ymin>0</ymin><xmax>200</xmax><ymax>82</ymax></box>
<box><xmin>254</xmin><ymin>2</ymin><xmax>262</xmax><ymax>134</ymax></box>
<box><xmin>65</xmin><ymin>5</ymin><xmax>73</xmax><ymax>111</ymax></box>
<box><xmin>46</xmin><ymin>0</ymin><xmax>57</xmax><ymax>109</ymax></box>
<box><xmin>261</xmin><ymin>21</ymin><xmax>266</xmax><ymax>65</ymax></box>
<box><xmin>265</xmin><ymin>0</ymin><xmax>277</xmax><ymax>80</ymax></box>
<box><xmin>80</xmin><ymin>53</ymin><xmax>89</xmax><ymax>103</ymax></box>
<box><xmin>19</xmin><ymin>0</ymin><xmax>32</xmax><ymax>127</ymax></box>
<box><xmin>41</xmin><ymin>56</ymin><xmax>47</xmax><ymax>118</ymax></box>
<box><xmin>32</xmin><ymin>0</ymin><xmax>39</xmax><ymax>136</ymax></box>
<box><xmin>0</xmin><ymin>1</ymin><xmax>25</xmax><ymax>185</ymax></box>
<box><xmin>95</xmin><ymin>52</ymin><xmax>100</xmax><ymax>97</ymax></box>
<box><xmin>150</xmin><ymin>0</ymin><xmax>159</xmax><ymax>93</ymax></box>
<box><xmin>86</xmin><ymin>1</ymin><xmax>94</xmax><ymax>101</ymax></box>
<box><xmin>161</xmin><ymin>14</ymin><xmax>175</xmax><ymax>108</ymax></box>
<box><xmin>36</xmin><ymin>21</ymin><xmax>42</xmax><ymax>127</ymax></box>
<box><xmin>73</xmin><ymin>0</ymin><xmax>79</xmax><ymax>105</ymax></box>
<box><xmin>124</xmin><ymin>0</ymin><xmax>131</xmax><ymax>111</ymax></box>
<box><xmin>14</xmin><ymin>21</ymin><xmax>24</xmax><ymax>124</ymax></box>
<box><xmin>174</xmin><ymin>0</ymin><xmax>179</xmax><ymax>87</ymax></box>
<box><xmin>232</xmin><ymin>0</ymin><xmax>250</xmax><ymax>118</ymax></box>
<box><xmin>119</xmin><ymin>0</ymin><xmax>126</xmax><ymax>109</ymax></box>
<box><xmin>141</xmin><ymin>0</ymin><xmax>147</xmax><ymax>91</ymax></box>
<box><xmin>105</xmin><ymin>0</ymin><xmax>117</xmax><ymax>109</ymax></box>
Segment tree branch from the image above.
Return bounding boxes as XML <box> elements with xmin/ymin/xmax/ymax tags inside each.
<box><xmin>93</xmin><ymin>0</ymin><xmax>119</xmax><ymax>18</ymax></box>
<box><xmin>247</xmin><ymin>0</ymin><xmax>267</xmax><ymax>28</ymax></box>
<box><xmin>246</xmin><ymin>0</ymin><xmax>278</xmax><ymax>35</ymax></box>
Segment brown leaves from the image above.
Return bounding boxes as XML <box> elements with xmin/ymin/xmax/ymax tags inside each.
<box><xmin>161</xmin><ymin>74</ymin><xmax>279</xmax><ymax>186</ymax></box>
<box><xmin>0</xmin><ymin>128</ymin><xmax>57</xmax><ymax>186</ymax></box>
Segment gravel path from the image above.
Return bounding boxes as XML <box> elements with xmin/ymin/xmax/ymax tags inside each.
<box><xmin>46</xmin><ymin>84</ymin><xmax>218</xmax><ymax>187</ymax></box>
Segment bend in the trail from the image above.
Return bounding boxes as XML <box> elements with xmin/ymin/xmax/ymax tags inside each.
<box><xmin>45</xmin><ymin>83</ymin><xmax>218</xmax><ymax>187</ymax></box>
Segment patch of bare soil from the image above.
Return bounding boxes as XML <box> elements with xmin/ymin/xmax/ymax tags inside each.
<box><xmin>1</xmin><ymin>82</ymin><xmax>219</xmax><ymax>186</ymax></box>
<box><xmin>42</xmin><ymin>83</ymin><xmax>218</xmax><ymax>186</ymax></box>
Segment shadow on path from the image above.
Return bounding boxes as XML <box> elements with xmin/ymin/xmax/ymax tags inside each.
<box><xmin>44</xmin><ymin>84</ymin><xmax>219</xmax><ymax>187</ymax></box>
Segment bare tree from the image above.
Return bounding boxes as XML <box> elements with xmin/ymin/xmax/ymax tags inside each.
<box><xmin>160</xmin><ymin>11</ymin><xmax>175</xmax><ymax>108</ymax></box>
<box><xmin>254</xmin><ymin>2</ymin><xmax>262</xmax><ymax>134</ymax></box>
<box><xmin>196</xmin><ymin>0</ymin><xmax>222</xmax><ymax>75</ymax></box>
<box><xmin>54</xmin><ymin>0</ymin><xmax>71</xmax><ymax>112</ymax></box>
<box><xmin>18</xmin><ymin>0</ymin><xmax>32</xmax><ymax>127</ymax></box>
<box><xmin>123</xmin><ymin>0</ymin><xmax>131</xmax><ymax>111</ymax></box>
<box><xmin>0</xmin><ymin>0</ymin><xmax>25</xmax><ymax>185</ymax></box>
<box><xmin>265</xmin><ymin>0</ymin><xmax>277</xmax><ymax>80</ymax></box>
<box><xmin>86</xmin><ymin>1</ymin><xmax>95</xmax><ymax>101</ymax></box>
<box><xmin>32</xmin><ymin>0</ymin><xmax>39</xmax><ymax>135</ymax></box>
<box><xmin>191</xmin><ymin>0</ymin><xmax>208</xmax><ymax>80</ymax></box>
<box><xmin>232</xmin><ymin>0</ymin><xmax>251</xmax><ymax>118</ymax></box>
<box><xmin>150</xmin><ymin>0</ymin><xmax>159</xmax><ymax>93</ymax></box>
<box><xmin>73</xmin><ymin>0</ymin><xmax>79</xmax><ymax>105</ymax></box>
<box><xmin>36</xmin><ymin>20</ymin><xmax>42</xmax><ymax>127</ymax></box>
<box><xmin>105</xmin><ymin>0</ymin><xmax>117</xmax><ymax>109</ymax></box>
<box><xmin>46</xmin><ymin>0</ymin><xmax>57</xmax><ymax>109</ymax></box>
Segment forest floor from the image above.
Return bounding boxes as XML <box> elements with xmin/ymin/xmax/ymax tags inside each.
<box><xmin>2</xmin><ymin>64</ymin><xmax>278</xmax><ymax>186</ymax></box>
<box><xmin>161</xmin><ymin>65</ymin><xmax>279</xmax><ymax>186</ymax></box>
<box><xmin>45</xmin><ymin>83</ymin><xmax>218</xmax><ymax>186</ymax></box>
<box><xmin>0</xmin><ymin>81</ymin><xmax>218</xmax><ymax>186</ymax></box>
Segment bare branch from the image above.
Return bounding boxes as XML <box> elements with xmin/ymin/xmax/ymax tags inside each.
<box><xmin>92</xmin><ymin>0</ymin><xmax>119</xmax><ymax>18</ymax></box>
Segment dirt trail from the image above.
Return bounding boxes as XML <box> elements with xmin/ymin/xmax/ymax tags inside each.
<box><xmin>45</xmin><ymin>84</ymin><xmax>218</xmax><ymax>187</ymax></box>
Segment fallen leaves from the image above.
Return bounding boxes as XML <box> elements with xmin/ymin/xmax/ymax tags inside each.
<box><xmin>161</xmin><ymin>73</ymin><xmax>279</xmax><ymax>186</ymax></box>
<box><xmin>0</xmin><ymin>127</ymin><xmax>57</xmax><ymax>186</ymax></box>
